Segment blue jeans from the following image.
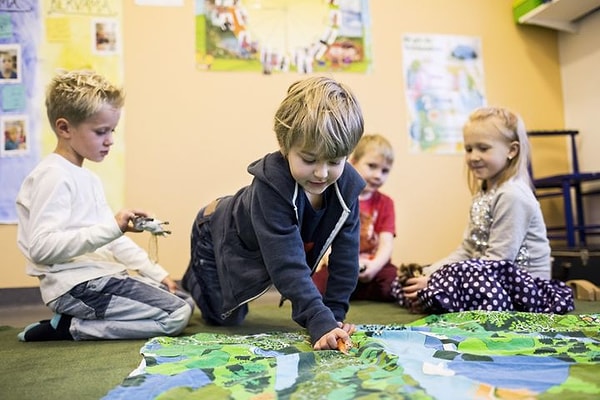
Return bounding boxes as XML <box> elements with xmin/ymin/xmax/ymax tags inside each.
<box><xmin>182</xmin><ymin>207</ymin><xmax>248</xmax><ymax>326</ymax></box>
<box><xmin>48</xmin><ymin>273</ymin><xmax>194</xmax><ymax>340</ymax></box>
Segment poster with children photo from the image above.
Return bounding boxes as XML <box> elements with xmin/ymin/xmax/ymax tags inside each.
<box><xmin>0</xmin><ymin>44</ymin><xmax>21</xmax><ymax>83</ymax></box>
<box><xmin>93</xmin><ymin>18</ymin><xmax>119</xmax><ymax>55</ymax></box>
<box><xmin>1</xmin><ymin>116</ymin><xmax>29</xmax><ymax>157</ymax></box>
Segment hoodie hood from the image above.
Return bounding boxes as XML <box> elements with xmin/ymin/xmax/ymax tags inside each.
<box><xmin>247</xmin><ymin>151</ymin><xmax>365</xmax><ymax>208</ymax></box>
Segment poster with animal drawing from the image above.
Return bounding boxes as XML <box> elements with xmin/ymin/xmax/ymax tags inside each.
<box><xmin>195</xmin><ymin>0</ymin><xmax>371</xmax><ymax>74</ymax></box>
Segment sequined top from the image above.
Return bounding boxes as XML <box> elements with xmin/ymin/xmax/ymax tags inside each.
<box><xmin>426</xmin><ymin>178</ymin><xmax>551</xmax><ymax>279</ymax></box>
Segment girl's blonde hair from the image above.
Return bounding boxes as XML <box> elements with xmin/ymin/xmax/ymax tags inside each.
<box><xmin>274</xmin><ymin>76</ymin><xmax>364</xmax><ymax>159</ymax></box>
<box><xmin>464</xmin><ymin>106</ymin><xmax>532</xmax><ymax>194</ymax></box>
<box><xmin>45</xmin><ymin>70</ymin><xmax>125</xmax><ymax>129</ymax></box>
<box><xmin>350</xmin><ymin>133</ymin><xmax>394</xmax><ymax>165</ymax></box>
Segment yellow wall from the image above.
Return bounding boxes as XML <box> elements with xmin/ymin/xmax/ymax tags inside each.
<box><xmin>0</xmin><ymin>0</ymin><xmax>564</xmax><ymax>289</ymax></box>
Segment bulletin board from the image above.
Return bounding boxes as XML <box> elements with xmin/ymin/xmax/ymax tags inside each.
<box><xmin>0</xmin><ymin>0</ymin><xmax>124</xmax><ymax>223</ymax></box>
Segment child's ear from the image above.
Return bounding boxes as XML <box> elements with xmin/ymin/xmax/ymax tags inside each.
<box><xmin>508</xmin><ymin>141</ymin><xmax>519</xmax><ymax>160</ymax></box>
<box><xmin>55</xmin><ymin>118</ymin><xmax>70</xmax><ymax>138</ymax></box>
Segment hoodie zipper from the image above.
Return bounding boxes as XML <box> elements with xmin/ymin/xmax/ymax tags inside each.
<box><xmin>279</xmin><ymin>181</ymin><xmax>351</xmax><ymax>306</ymax></box>
<box><xmin>221</xmin><ymin>284</ymin><xmax>273</xmax><ymax>319</ymax></box>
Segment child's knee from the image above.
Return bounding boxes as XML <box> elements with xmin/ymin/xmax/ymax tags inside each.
<box><xmin>162</xmin><ymin>303</ymin><xmax>193</xmax><ymax>336</ymax></box>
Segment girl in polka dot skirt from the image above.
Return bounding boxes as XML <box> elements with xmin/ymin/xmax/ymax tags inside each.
<box><xmin>392</xmin><ymin>106</ymin><xmax>574</xmax><ymax>314</ymax></box>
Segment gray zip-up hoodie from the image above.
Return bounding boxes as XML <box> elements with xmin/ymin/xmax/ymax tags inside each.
<box><xmin>209</xmin><ymin>151</ymin><xmax>365</xmax><ymax>344</ymax></box>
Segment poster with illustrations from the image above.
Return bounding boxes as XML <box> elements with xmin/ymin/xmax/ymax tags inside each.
<box><xmin>0</xmin><ymin>1</ymin><xmax>39</xmax><ymax>223</ymax></box>
<box><xmin>0</xmin><ymin>1</ymin><xmax>124</xmax><ymax>223</ymax></box>
<box><xmin>195</xmin><ymin>0</ymin><xmax>372</xmax><ymax>74</ymax></box>
<box><xmin>403</xmin><ymin>33</ymin><xmax>486</xmax><ymax>154</ymax></box>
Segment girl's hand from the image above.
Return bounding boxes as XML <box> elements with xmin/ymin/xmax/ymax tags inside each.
<box><xmin>403</xmin><ymin>275</ymin><xmax>429</xmax><ymax>299</ymax></box>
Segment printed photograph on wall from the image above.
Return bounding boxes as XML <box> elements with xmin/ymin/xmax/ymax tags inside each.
<box><xmin>195</xmin><ymin>0</ymin><xmax>372</xmax><ymax>74</ymax></box>
<box><xmin>93</xmin><ymin>18</ymin><xmax>119</xmax><ymax>55</ymax></box>
<box><xmin>1</xmin><ymin>115</ymin><xmax>29</xmax><ymax>157</ymax></box>
<box><xmin>0</xmin><ymin>44</ymin><xmax>21</xmax><ymax>82</ymax></box>
<box><xmin>403</xmin><ymin>33</ymin><xmax>486</xmax><ymax>154</ymax></box>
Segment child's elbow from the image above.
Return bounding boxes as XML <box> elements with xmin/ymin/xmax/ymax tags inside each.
<box><xmin>30</xmin><ymin>250</ymin><xmax>58</xmax><ymax>265</ymax></box>
<box><xmin>28</xmin><ymin>241</ymin><xmax>62</xmax><ymax>265</ymax></box>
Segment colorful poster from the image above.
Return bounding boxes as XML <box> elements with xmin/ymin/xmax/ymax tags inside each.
<box><xmin>40</xmin><ymin>1</ymin><xmax>124</xmax><ymax>213</ymax></box>
<box><xmin>403</xmin><ymin>33</ymin><xmax>486</xmax><ymax>154</ymax></box>
<box><xmin>195</xmin><ymin>0</ymin><xmax>372</xmax><ymax>74</ymax></box>
<box><xmin>0</xmin><ymin>0</ymin><xmax>40</xmax><ymax>223</ymax></box>
<box><xmin>0</xmin><ymin>1</ymin><xmax>124</xmax><ymax>223</ymax></box>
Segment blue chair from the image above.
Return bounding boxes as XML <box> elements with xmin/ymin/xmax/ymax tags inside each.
<box><xmin>528</xmin><ymin>130</ymin><xmax>600</xmax><ymax>248</ymax></box>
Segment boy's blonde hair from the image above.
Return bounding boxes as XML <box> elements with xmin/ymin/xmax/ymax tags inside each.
<box><xmin>45</xmin><ymin>70</ymin><xmax>125</xmax><ymax>130</ymax></box>
<box><xmin>274</xmin><ymin>76</ymin><xmax>364</xmax><ymax>159</ymax></box>
<box><xmin>464</xmin><ymin>106</ymin><xmax>532</xmax><ymax>194</ymax></box>
<box><xmin>350</xmin><ymin>133</ymin><xmax>394</xmax><ymax>165</ymax></box>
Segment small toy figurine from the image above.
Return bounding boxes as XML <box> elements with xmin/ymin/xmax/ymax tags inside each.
<box><xmin>395</xmin><ymin>263</ymin><xmax>425</xmax><ymax>286</ymax></box>
<box><xmin>133</xmin><ymin>216</ymin><xmax>171</xmax><ymax>236</ymax></box>
<box><xmin>394</xmin><ymin>263</ymin><xmax>427</xmax><ymax>314</ymax></box>
<box><xmin>337</xmin><ymin>337</ymin><xmax>353</xmax><ymax>354</ymax></box>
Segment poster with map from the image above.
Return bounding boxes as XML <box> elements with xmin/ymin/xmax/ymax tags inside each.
<box><xmin>403</xmin><ymin>33</ymin><xmax>486</xmax><ymax>154</ymax></box>
<box><xmin>195</xmin><ymin>0</ymin><xmax>372</xmax><ymax>74</ymax></box>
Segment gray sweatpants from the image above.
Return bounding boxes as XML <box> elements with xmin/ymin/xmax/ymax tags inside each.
<box><xmin>47</xmin><ymin>273</ymin><xmax>194</xmax><ymax>340</ymax></box>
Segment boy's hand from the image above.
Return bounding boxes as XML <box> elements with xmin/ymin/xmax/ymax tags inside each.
<box><xmin>161</xmin><ymin>276</ymin><xmax>178</xmax><ymax>294</ymax></box>
<box><xmin>115</xmin><ymin>209</ymin><xmax>148</xmax><ymax>233</ymax></box>
<box><xmin>358</xmin><ymin>259</ymin><xmax>379</xmax><ymax>282</ymax></box>
<box><xmin>313</xmin><ymin>322</ymin><xmax>356</xmax><ymax>351</ymax></box>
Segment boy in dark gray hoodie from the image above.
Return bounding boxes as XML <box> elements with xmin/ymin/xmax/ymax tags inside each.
<box><xmin>182</xmin><ymin>76</ymin><xmax>365</xmax><ymax>351</ymax></box>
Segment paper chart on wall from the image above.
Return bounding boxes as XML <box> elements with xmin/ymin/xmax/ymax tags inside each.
<box><xmin>0</xmin><ymin>0</ymin><xmax>40</xmax><ymax>223</ymax></box>
<box><xmin>195</xmin><ymin>0</ymin><xmax>372</xmax><ymax>74</ymax></box>
<box><xmin>40</xmin><ymin>1</ymin><xmax>124</xmax><ymax>212</ymax></box>
<box><xmin>135</xmin><ymin>0</ymin><xmax>184</xmax><ymax>5</ymax></box>
<box><xmin>0</xmin><ymin>1</ymin><xmax>124</xmax><ymax>223</ymax></box>
<box><xmin>403</xmin><ymin>33</ymin><xmax>486</xmax><ymax>154</ymax></box>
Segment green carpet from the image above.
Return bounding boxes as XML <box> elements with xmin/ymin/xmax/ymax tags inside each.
<box><xmin>0</xmin><ymin>300</ymin><xmax>598</xmax><ymax>400</ymax></box>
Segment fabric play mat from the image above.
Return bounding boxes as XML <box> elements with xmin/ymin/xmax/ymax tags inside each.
<box><xmin>103</xmin><ymin>311</ymin><xmax>600</xmax><ymax>399</ymax></box>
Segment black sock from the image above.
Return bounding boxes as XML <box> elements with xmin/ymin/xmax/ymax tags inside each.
<box><xmin>22</xmin><ymin>315</ymin><xmax>73</xmax><ymax>341</ymax></box>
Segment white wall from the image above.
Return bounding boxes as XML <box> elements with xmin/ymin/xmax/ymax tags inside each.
<box><xmin>1</xmin><ymin>0</ymin><xmax>568</xmax><ymax>288</ymax></box>
<box><xmin>559</xmin><ymin>9</ymin><xmax>600</xmax><ymax>244</ymax></box>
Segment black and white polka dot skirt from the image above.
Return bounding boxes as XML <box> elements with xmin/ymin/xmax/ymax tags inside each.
<box><xmin>392</xmin><ymin>259</ymin><xmax>575</xmax><ymax>314</ymax></box>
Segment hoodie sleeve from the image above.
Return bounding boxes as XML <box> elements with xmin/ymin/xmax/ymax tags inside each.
<box><xmin>249</xmin><ymin>179</ymin><xmax>340</xmax><ymax>344</ymax></box>
<box><xmin>321</xmin><ymin>198</ymin><xmax>361</xmax><ymax>320</ymax></box>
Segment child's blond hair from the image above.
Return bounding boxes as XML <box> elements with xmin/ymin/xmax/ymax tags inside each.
<box><xmin>464</xmin><ymin>106</ymin><xmax>532</xmax><ymax>194</ymax></box>
<box><xmin>45</xmin><ymin>70</ymin><xmax>124</xmax><ymax>130</ymax></box>
<box><xmin>350</xmin><ymin>133</ymin><xmax>394</xmax><ymax>165</ymax></box>
<box><xmin>274</xmin><ymin>76</ymin><xmax>364</xmax><ymax>159</ymax></box>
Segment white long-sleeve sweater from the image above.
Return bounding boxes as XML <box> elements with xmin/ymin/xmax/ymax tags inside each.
<box><xmin>16</xmin><ymin>154</ymin><xmax>169</xmax><ymax>304</ymax></box>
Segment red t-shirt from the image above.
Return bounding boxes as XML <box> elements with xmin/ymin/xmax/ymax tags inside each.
<box><xmin>359</xmin><ymin>191</ymin><xmax>395</xmax><ymax>255</ymax></box>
